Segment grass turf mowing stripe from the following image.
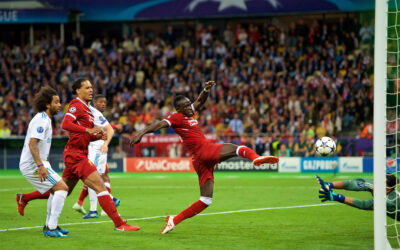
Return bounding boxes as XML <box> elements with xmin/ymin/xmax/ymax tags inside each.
<box><xmin>0</xmin><ymin>203</ymin><xmax>337</xmax><ymax>232</ymax></box>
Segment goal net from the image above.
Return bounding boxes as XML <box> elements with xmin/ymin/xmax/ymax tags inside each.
<box><xmin>381</xmin><ymin>0</ymin><xmax>400</xmax><ymax>249</ymax></box>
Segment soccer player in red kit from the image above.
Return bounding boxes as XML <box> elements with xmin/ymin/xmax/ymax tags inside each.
<box><xmin>62</xmin><ymin>78</ymin><xmax>139</xmax><ymax>231</ymax></box>
<box><xmin>130</xmin><ymin>81</ymin><xmax>279</xmax><ymax>234</ymax></box>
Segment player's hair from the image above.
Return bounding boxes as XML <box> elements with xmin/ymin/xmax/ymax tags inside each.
<box><xmin>72</xmin><ymin>78</ymin><xmax>88</xmax><ymax>95</ymax></box>
<box><xmin>173</xmin><ymin>95</ymin><xmax>187</xmax><ymax>108</ymax></box>
<box><xmin>32</xmin><ymin>86</ymin><xmax>58</xmax><ymax>112</ymax></box>
<box><xmin>94</xmin><ymin>94</ymin><xmax>106</xmax><ymax>102</ymax></box>
<box><xmin>386</xmin><ymin>174</ymin><xmax>398</xmax><ymax>189</ymax></box>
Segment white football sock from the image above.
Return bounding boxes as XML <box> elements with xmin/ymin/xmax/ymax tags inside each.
<box><xmin>104</xmin><ymin>182</ymin><xmax>114</xmax><ymax>199</ymax></box>
<box><xmin>48</xmin><ymin>190</ymin><xmax>67</xmax><ymax>230</ymax></box>
<box><xmin>88</xmin><ymin>187</ymin><xmax>98</xmax><ymax>211</ymax></box>
<box><xmin>46</xmin><ymin>193</ymin><xmax>54</xmax><ymax>227</ymax></box>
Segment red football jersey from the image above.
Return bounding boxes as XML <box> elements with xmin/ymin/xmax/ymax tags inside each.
<box><xmin>63</xmin><ymin>98</ymin><xmax>94</xmax><ymax>154</ymax></box>
<box><xmin>164</xmin><ymin>112</ymin><xmax>208</xmax><ymax>154</ymax></box>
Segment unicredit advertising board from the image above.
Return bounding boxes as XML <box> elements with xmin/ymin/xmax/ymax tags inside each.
<box><xmin>126</xmin><ymin>157</ymin><xmax>195</xmax><ymax>172</ymax></box>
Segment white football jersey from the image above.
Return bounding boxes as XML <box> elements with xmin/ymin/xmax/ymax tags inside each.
<box><xmin>19</xmin><ymin>112</ymin><xmax>52</xmax><ymax>169</ymax></box>
<box><xmin>89</xmin><ymin>106</ymin><xmax>109</xmax><ymax>149</ymax></box>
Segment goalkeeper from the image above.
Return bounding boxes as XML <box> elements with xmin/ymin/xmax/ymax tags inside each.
<box><xmin>316</xmin><ymin>174</ymin><xmax>400</xmax><ymax>221</ymax></box>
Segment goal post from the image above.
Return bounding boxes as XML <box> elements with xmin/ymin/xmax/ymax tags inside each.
<box><xmin>374</xmin><ymin>0</ymin><xmax>388</xmax><ymax>249</ymax></box>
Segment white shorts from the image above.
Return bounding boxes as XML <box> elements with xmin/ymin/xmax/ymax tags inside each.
<box><xmin>20</xmin><ymin>161</ymin><xmax>62</xmax><ymax>194</ymax></box>
<box><xmin>88</xmin><ymin>147</ymin><xmax>107</xmax><ymax>175</ymax></box>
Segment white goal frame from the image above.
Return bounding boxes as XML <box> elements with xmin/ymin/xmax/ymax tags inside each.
<box><xmin>374</xmin><ymin>0</ymin><xmax>389</xmax><ymax>249</ymax></box>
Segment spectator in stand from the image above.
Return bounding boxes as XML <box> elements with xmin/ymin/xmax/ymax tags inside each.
<box><xmin>0</xmin><ymin>16</ymin><xmax>373</xmax><ymax>158</ymax></box>
<box><xmin>294</xmin><ymin>134</ymin><xmax>307</xmax><ymax>156</ymax></box>
<box><xmin>360</xmin><ymin>122</ymin><xmax>373</xmax><ymax>139</ymax></box>
<box><xmin>359</xmin><ymin>21</ymin><xmax>374</xmax><ymax>44</ymax></box>
<box><xmin>278</xmin><ymin>143</ymin><xmax>291</xmax><ymax>157</ymax></box>
<box><xmin>229</xmin><ymin>113</ymin><xmax>244</xmax><ymax>135</ymax></box>
<box><xmin>305</xmin><ymin>137</ymin><xmax>316</xmax><ymax>157</ymax></box>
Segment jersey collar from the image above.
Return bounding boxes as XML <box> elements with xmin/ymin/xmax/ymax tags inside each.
<box><xmin>77</xmin><ymin>97</ymin><xmax>90</xmax><ymax>108</ymax></box>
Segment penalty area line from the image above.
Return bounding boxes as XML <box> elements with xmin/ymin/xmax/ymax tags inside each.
<box><xmin>0</xmin><ymin>203</ymin><xmax>337</xmax><ymax>232</ymax></box>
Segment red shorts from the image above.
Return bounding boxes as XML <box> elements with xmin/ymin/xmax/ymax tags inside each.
<box><xmin>62</xmin><ymin>152</ymin><xmax>98</xmax><ymax>181</ymax></box>
<box><xmin>191</xmin><ymin>143</ymin><xmax>223</xmax><ymax>186</ymax></box>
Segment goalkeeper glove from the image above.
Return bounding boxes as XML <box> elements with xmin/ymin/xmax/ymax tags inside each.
<box><xmin>318</xmin><ymin>189</ymin><xmax>345</xmax><ymax>203</ymax></box>
<box><xmin>315</xmin><ymin>175</ymin><xmax>333</xmax><ymax>191</ymax></box>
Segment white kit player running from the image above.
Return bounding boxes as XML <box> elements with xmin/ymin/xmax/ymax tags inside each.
<box><xmin>19</xmin><ymin>87</ymin><xmax>69</xmax><ymax>238</ymax></box>
<box><xmin>72</xmin><ymin>94</ymin><xmax>120</xmax><ymax>218</ymax></box>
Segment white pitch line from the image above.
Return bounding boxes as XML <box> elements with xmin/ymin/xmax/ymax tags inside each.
<box><xmin>0</xmin><ymin>187</ymin><xmax>34</xmax><ymax>192</ymax></box>
<box><xmin>0</xmin><ymin>203</ymin><xmax>337</xmax><ymax>232</ymax></box>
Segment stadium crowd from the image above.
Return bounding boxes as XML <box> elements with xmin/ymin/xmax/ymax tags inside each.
<box><xmin>0</xmin><ymin>17</ymin><xmax>374</xmax><ymax>156</ymax></box>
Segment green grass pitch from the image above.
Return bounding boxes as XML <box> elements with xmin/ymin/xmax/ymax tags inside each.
<box><xmin>0</xmin><ymin>170</ymin><xmax>390</xmax><ymax>249</ymax></box>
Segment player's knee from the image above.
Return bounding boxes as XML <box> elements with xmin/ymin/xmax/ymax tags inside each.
<box><xmin>61</xmin><ymin>183</ymin><xmax>69</xmax><ymax>192</ymax></box>
<box><xmin>200</xmin><ymin>196</ymin><xmax>212</xmax><ymax>206</ymax></box>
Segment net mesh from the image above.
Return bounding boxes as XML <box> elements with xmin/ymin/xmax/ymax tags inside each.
<box><xmin>387</xmin><ymin>0</ymin><xmax>400</xmax><ymax>247</ymax></box>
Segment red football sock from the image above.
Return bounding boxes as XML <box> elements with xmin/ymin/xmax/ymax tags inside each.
<box><xmin>106</xmin><ymin>186</ymin><xmax>111</xmax><ymax>194</ymax></box>
<box><xmin>98</xmin><ymin>192</ymin><xmax>124</xmax><ymax>227</ymax></box>
<box><xmin>236</xmin><ymin>146</ymin><xmax>260</xmax><ymax>161</ymax></box>
<box><xmin>23</xmin><ymin>190</ymin><xmax>50</xmax><ymax>202</ymax></box>
<box><xmin>77</xmin><ymin>185</ymin><xmax>88</xmax><ymax>206</ymax></box>
<box><xmin>173</xmin><ymin>200</ymin><xmax>208</xmax><ymax>226</ymax></box>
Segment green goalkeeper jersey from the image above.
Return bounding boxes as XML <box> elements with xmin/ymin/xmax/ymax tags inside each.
<box><xmin>343</xmin><ymin>178</ymin><xmax>400</xmax><ymax>220</ymax></box>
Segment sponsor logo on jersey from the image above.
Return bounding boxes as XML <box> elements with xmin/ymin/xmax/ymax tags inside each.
<box><xmin>37</xmin><ymin>126</ymin><xmax>44</xmax><ymax>133</ymax></box>
<box><xmin>69</xmin><ymin>106</ymin><xmax>76</xmax><ymax>113</ymax></box>
<box><xmin>188</xmin><ymin>119</ymin><xmax>198</xmax><ymax>126</ymax></box>
<box><xmin>99</xmin><ymin>116</ymin><xmax>105</xmax><ymax>122</ymax></box>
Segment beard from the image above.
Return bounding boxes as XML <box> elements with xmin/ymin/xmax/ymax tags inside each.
<box><xmin>49</xmin><ymin>107</ymin><xmax>59</xmax><ymax>116</ymax></box>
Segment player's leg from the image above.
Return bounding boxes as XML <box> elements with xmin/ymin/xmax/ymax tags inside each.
<box><xmin>16</xmin><ymin>190</ymin><xmax>50</xmax><ymax>216</ymax></box>
<box><xmin>83</xmin><ymin>187</ymin><xmax>99</xmax><ymax>219</ymax></box>
<box><xmin>83</xmin><ymin>170</ymin><xmax>140</xmax><ymax>231</ymax></box>
<box><xmin>72</xmin><ymin>185</ymin><xmax>88</xmax><ymax>215</ymax></box>
<box><xmin>45</xmin><ymin>178</ymin><xmax>69</xmax><ymax>236</ymax></box>
<box><xmin>176</xmin><ymin>179</ymin><xmax>213</xmax><ymax>223</ymax></box>
<box><xmin>22</xmin><ymin>161</ymin><xmax>69</xmax><ymax>238</ymax></box>
<box><xmin>83</xmin><ymin>150</ymin><xmax>100</xmax><ymax>218</ymax></box>
<box><xmin>100</xmin><ymin>171</ymin><xmax>120</xmax><ymax>216</ymax></box>
<box><xmin>219</xmin><ymin>143</ymin><xmax>279</xmax><ymax>165</ymax></box>
<box><xmin>62</xmin><ymin>177</ymin><xmax>79</xmax><ymax>196</ymax></box>
<box><xmin>102</xmin><ymin>172</ymin><xmax>118</xmax><ymax>203</ymax></box>
<box><xmin>161</xmin><ymin>163</ymin><xmax>214</xmax><ymax>235</ymax></box>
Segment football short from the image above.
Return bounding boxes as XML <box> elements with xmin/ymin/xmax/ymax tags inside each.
<box><xmin>191</xmin><ymin>143</ymin><xmax>223</xmax><ymax>186</ymax></box>
<box><xmin>88</xmin><ymin>147</ymin><xmax>107</xmax><ymax>175</ymax></box>
<box><xmin>62</xmin><ymin>152</ymin><xmax>97</xmax><ymax>181</ymax></box>
<box><xmin>20</xmin><ymin>161</ymin><xmax>62</xmax><ymax>194</ymax></box>
<box><xmin>105</xmin><ymin>164</ymin><xmax>109</xmax><ymax>174</ymax></box>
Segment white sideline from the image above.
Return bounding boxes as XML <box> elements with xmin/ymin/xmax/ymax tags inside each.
<box><xmin>0</xmin><ymin>203</ymin><xmax>337</xmax><ymax>232</ymax></box>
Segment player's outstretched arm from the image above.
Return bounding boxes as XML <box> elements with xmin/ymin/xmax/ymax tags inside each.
<box><xmin>192</xmin><ymin>81</ymin><xmax>215</xmax><ymax>111</ymax></box>
<box><xmin>130</xmin><ymin>120</ymin><xmax>169</xmax><ymax>146</ymax></box>
<box><xmin>318</xmin><ymin>188</ymin><xmax>373</xmax><ymax>210</ymax></box>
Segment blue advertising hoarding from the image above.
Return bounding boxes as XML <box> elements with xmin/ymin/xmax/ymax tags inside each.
<box><xmin>44</xmin><ymin>0</ymin><xmax>374</xmax><ymax>22</ymax></box>
<box><xmin>301</xmin><ymin>157</ymin><xmax>339</xmax><ymax>173</ymax></box>
<box><xmin>0</xmin><ymin>9</ymin><xmax>68</xmax><ymax>23</ymax></box>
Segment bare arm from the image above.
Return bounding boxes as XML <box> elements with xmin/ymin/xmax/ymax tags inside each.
<box><xmin>192</xmin><ymin>81</ymin><xmax>215</xmax><ymax>111</ymax></box>
<box><xmin>130</xmin><ymin>120</ymin><xmax>170</xmax><ymax>146</ymax></box>
<box><xmin>100</xmin><ymin>124</ymin><xmax>114</xmax><ymax>153</ymax></box>
<box><xmin>28</xmin><ymin>138</ymin><xmax>49</xmax><ymax>182</ymax></box>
